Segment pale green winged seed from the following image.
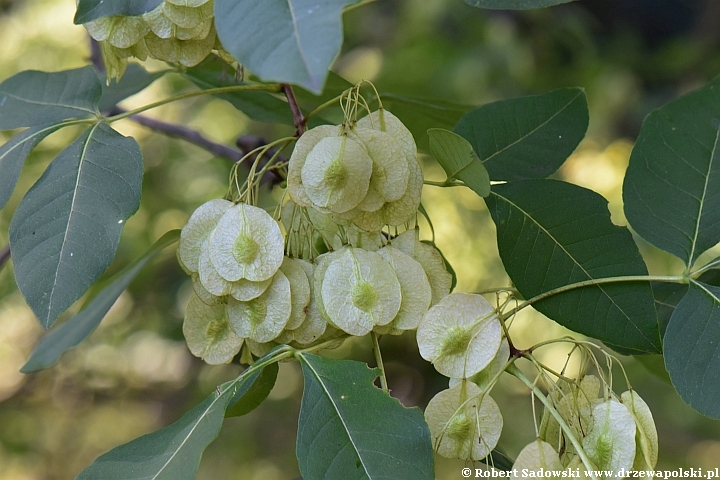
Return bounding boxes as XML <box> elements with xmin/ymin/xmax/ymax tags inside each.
<box><xmin>176</xmin><ymin>18</ymin><xmax>213</xmax><ymax>40</ymax></box>
<box><xmin>425</xmin><ymin>382</ymin><xmax>503</xmax><ymax>461</ymax></box>
<box><xmin>245</xmin><ymin>339</ymin><xmax>279</xmax><ymax>358</ymax></box>
<box><xmin>178</xmin><ymin>198</ymin><xmax>232</xmax><ymax>273</ymax></box>
<box><xmin>280</xmin><ymin>257</ymin><xmax>311</xmax><ymax>330</ymax></box>
<box><xmin>351</xmin><ymin>127</ymin><xmax>410</xmax><ymax>204</ymax></box>
<box><xmin>288</xmin><ymin>125</ymin><xmax>340</xmax><ymax>207</ymax></box>
<box><xmin>144</xmin><ymin>28</ymin><xmax>216</xmax><ymax>67</ymax></box>
<box><xmin>301</xmin><ymin>135</ymin><xmax>373</xmax><ymax>213</ymax></box>
<box><xmin>312</xmin><ymin>250</ymin><xmax>344</xmax><ymax>325</ymax></box>
<box><xmin>192</xmin><ymin>273</ymin><xmax>221</xmax><ymax>305</ymax></box>
<box><xmin>582</xmin><ymin>399</ymin><xmax>636</xmax><ymax>477</ymax></box>
<box><xmin>162</xmin><ymin>1</ymin><xmax>213</xmax><ymax>29</ymax></box>
<box><xmin>209</xmin><ymin>203</ymin><xmax>284</xmax><ymax>282</ymax></box>
<box><xmin>376</xmin><ymin>245</ymin><xmax>431</xmax><ymax>331</ymax></box>
<box><xmin>165</xmin><ymin>0</ymin><xmax>211</xmax><ymax>7</ymax></box>
<box><xmin>511</xmin><ymin>439</ymin><xmax>563</xmax><ymax>474</ymax></box>
<box><xmin>198</xmin><ymin>241</ymin><xmax>233</xmax><ymax>296</ymax></box>
<box><xmin>329</xmin><ymin>224</ymin><xmax>385</xmax><ymax>252</ymax></box>
<box><xmin>183</xmin><ymin>294</ymin><xmax>242</xmax><ymax>365</ymax></box>
<box><xmin>85</xmin><ymin>16</ymin><xmax>149</xmax><ymax>48</ymax></box>
<box><xmin>287</xmin><ymin>259</ymin><xmax>328</xmax><ymax>344</ymax></box>
<box><xmin>321</xmin><ymin>247</ymin><xmax>402</xmax><ymax>336</ymax></box>
<box><xmin>417</xmin><ymin>292</ymin><xmax>502</xmax><ymax>378</ymax></box>
<box><xmin>230</xmin><ymin>277</ymin><xmax>272</xmax><ymax>302</ymax></box>
<box><xmin>621</xmin><ymin>390</ymin><xmax>658</xmax><ymax>471</ymax></box>
<box><xmin>143</xmin><ymin>6</ymin><xmax>175</xmax><ymax>39</ymax></box>
<box><xmin>227</xmin><ymin>270</ymin><xmax>291</xmax><ymax>342</ymax></box>
<box><xmin>392</xmin><ymin>228</ymin><xmax>451</xmax><ymax>305</ymax></box>
<box><xmin>100</xmin><ymin>42</ymin><xmax>129</xmax><ymax>81</ymax></box>
<box><xmin>357</xmin><ymin>109</ymin><xmax>417</xmax><ymax>161</ymax></box>
<box><xmin>449</xmin><ymin>337</ymin><xmax>510</xmax><ymax>390</ymax></box>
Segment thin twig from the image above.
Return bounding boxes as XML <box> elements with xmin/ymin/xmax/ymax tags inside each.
<box><xmin>0</xmin><ymin>245</ymin><xmax>10</xmax><ymax>271</ymax></box>
<box><xmin>281</xmin><ymin>84</ymin><xmax>306</xmax><ymax>136</ymax></box>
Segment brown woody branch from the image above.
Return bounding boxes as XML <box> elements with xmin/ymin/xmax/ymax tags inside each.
<box><xmin>281</xmin><ymin>83</ymin><xmax>306</xmax><ymax>136</ymax></box>
<box><xmin>0</xmin><ymin>245</ymin><xmax>10</xmax><ymax>271</ymax></box>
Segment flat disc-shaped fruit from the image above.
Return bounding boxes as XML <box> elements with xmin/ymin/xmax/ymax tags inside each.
<box><xmin>285</xmin><ymin>259</ymin><xmax>328</xmax><ymax>344</ymax></box>
<box><xmin>145</xmin><ymin>27</ymin><xmax>217</xmax><ymax>67</ymax></box>
<box><xmin>287</xmin><ymin>125</ymin><xmax>340</xmax><ymax>207</ymax></box>
<box><xmin>227</xmin><ymin>270</ymin><xmax>291</xmax><ymax>343</ymax></box>
<box><xmin>166</xmin><ymin>0</ymin><xmax>211</xmax><ymax>7</ymax></box>
<box><xmin>425</xmin><ymin>382</ymin><xmax>503</xmax><ymax>461</ymax></box>
<box><xmin>311</xmin><ymin>250</ymin><xmax>344</xmax><ymax>325</ymax></box>
<box><xmin>192</xmin><ymin>272</ymin><xmax>221</xmax><ymax>305</ymax></box>
<box><xmin>301</xmin><ymin>135</ymin><xmax>373</xmax><ymax>213</ymax></box>
<box><xmin>280</xmin><ymin>257</ymin><xmax>311</xmax><ymax>330</ymax></box>
<box><xmin>392</xmin><ymin>229</ymin><xmax>451</xmax><ymax>305</ymax></box>
<box><xmin>357</xmin><ymin>109</ymin><xmax>416</xmax><ymax>161</ymax></box>
<box><xmin>230</xmin><ymin>277</ymin><xmax>272</xmax><ymax>302</ymax></box>
<box><xmin>198</xmin><ymin>241</ymin><xmax>233</xmax><ymax>296</ymax></box>
<box><xmin>143</xmin><ymin>6</ymin><xmax>175</xmax><ymax>39</ymax></box>
<box><xmin>321</xmin><ymin>247</ymin><xmax>402</xmax><ymax>336</ymax></box>
<box><xmin>85</xmin><ymin>15</ymin><xmax>149</xmax><ymax>48</ymax></box>
<box><xmin>417</xmin><ymin>292</ymin><xmax>502</xmax><ymax>378</ymax></box>
<box><xmin>582</xmin><ymin>399</ymin><xmax>636</xmax><ymax>473</ymax></box>
<box><xmin>178</xmin><ymin>198</ymin><xmax>232</xmax><ymax>273</ymax></box>
<box><xmin>183</xmin><ymin>294</ymin><xmax>242</xmax><ymax>364</ymax></box>
<box><xmin>162</xmin><ymin>1</ymin><xmax>213</xmax><ymax>29</ymax></box>
<box><xmin>209</xmin><ymin>203</ymin><xmax>284</xmax><ymax>282</ymax></box>
<box><xmin>621</xmin><ymin>390</ymin><xmax>658</xmax><ymax>470</ymax></box>
<box><xmin>449</xmin><ymin>337</ymin><xmax>510</xmax><ymax>390</ymax></box>
<box><xmin>376</xmin><ymin>245</ymin><xmax>431</xmax><ymax>331</ymax></box>
<box><xmin>351</xmin><ymin>127</ymin><xmax>409</xmax><ymax>205</ymax></box>
<box><xmin>511</xmin><ymin>439</ymin><xmax>563</xmax><ymax>472</ymax></box>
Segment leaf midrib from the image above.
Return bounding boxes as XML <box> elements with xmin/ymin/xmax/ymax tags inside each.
<box><xmin>687</xmin><ymin>127</ymin><xmax>719</xmax><ymax>265</ymax></box>
<box><xmin>1</xmin><ymin>91</ymin><xmax>97</xmax><ymax>116</ymax></box>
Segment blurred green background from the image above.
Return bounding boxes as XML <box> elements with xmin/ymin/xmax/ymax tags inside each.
<box><xmin>1</xmin><ymin>0</ymin><xmax>720</xmax><ymax>478</ymax></box>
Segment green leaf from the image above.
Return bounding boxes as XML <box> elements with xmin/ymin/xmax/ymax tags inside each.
<box><xmin>380</xmin><ymin>93</ymin><xmax>471</xmax><ymax>152</ymax></box>
<box><xmin>98</xmin><ymin>64</ymin><xmax>166</xmax><ymax>113</ymax></box>
<box><xmin>486</xmin><ymin>179</ymin><xmax>661</xmax><ymax>353</ymax></box>
<box><xmin>482</xmin><ymin>448</ymin><xmax>515</xmax><ymax>471</ymax></box>
<box><xmin>74</xmin><ymin>0</ymin><xmax>164</xmax><ymax>24</ymax></box>
<box><xmin>0</xmin><ymin>124</ymin><xmax>64</xmax><ymax>210</ymax></box>
<box><xmin>20</xmin><ymin>231</ymin><xmax>179</xmax><ymax>374</ymax></box>
<box><xmin>664</xmin><ymin>281</ymin><xmax>720</xmax><ymax>418</ymax></box>
<box><xmin>214</xmin><ymin>0</ymin><xmax>361</xmax><ymax>94</ymax></box>
<box><xmin>76</xmin><ymin>351</ymin><xmax>285</xmax><ymax>479</ymax></box>
<box><xmin>0</xmin><ymin>67</ymin><xmax>101</xmax><ymax>130</ymax></box>
<box><xmin>623</xmin><ymin>79</ymin><xmax>720</xmax><ymax>267</ymax></box>
<box><xmin>9</xmin><ymin>123</ymin><xmax>143</xmax><ymax>329</ymax></box>
<box><xmin>634</xmin><ymin>354</ymin><xmax>672</xmax><ymax>385</ymax></box>
<box><xmin>225</xmin><ymin>362</ymin><xmax>279</xmax><ymax>417</ymax></box>
<box><xmin>652</xmin><ymin>281</ymin><xmax>688</xmax><ymax>337</ymax></box>
<box><xmin>453</xmin><ymin>88</ymin><xmax>588</xmax><ymax>181</ymax></box>
<box><xmin>182</xmin><ymin>58</ymin><xmax>293</xmax><ymax>125</ymax></box>
<box><xmin>428</xmin><ymin>128</ymin><xmax>491</xmax><ymax>197</ymax></box>
<box><xmin>296</xmin><ymin>353</ymin><xmax>434</xmax><ymax>480</ymax></box>
<box><xmin>464</xmin><ymin>0</ymin><xmax>575</xmax><ymax>9</ymax></box>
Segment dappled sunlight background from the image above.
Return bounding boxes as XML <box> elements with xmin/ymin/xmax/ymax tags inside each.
<box><xmin>2</xmin><ymin>0</ymin><xmax>720</xmax><ymax>478</ymax></box>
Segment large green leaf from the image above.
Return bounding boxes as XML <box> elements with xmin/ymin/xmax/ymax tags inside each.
<box><xmin>0</xmin><ymin>67</ymin><xmax>101</xmax><ymax>130</ymax></box>
<box><xmin>453</xmin><ymin>88</ymin><xmax>588</xmax><ymax>181</ymax></box>
<box><xmin>664</xmin><ymin>281</ymin><xmax>720</xmax><ymax>419</ymax></box>
<box><xmin>623</xmin><ymin>78</ymin><xmax>720</xmax><ymax>267</ymax></box>
<box><xmin>486</xmin><ymin>179</ymin><xmax>661</xmax><ymax>353</ymax></box>
<box><xmin>20</xmin><ymin>231</ymin><xmax>179</xmax><ymax>374</ymax></box>
<box><xmin>182</xmin><ymin>59</ymin><xmax>293</xmax><ymax>125</ymax></box>
<box><xmin>76</xmin><ymin>353</ymin><xmax>284</xmax><ymax>479</ymax></box>
<box><xmin>74</xmin><ymin>0</ymin><xmax>163</xmax><ymax>24</ymax></box>
<box><xmin>98</xmin><ymin>64</ymin><xmax>166</xmax><ymax>113</ymax></box>
<box><xmin>225</xmin><ymin>362</ymin><xmax>279</xmax><ymax>417</ymax></box>
<box><xmin>464</xmin><ymin>0</ymin><xmax>575</xmax><ymax>9</ymax></box>
<box><xmin>296</xmin><ymin>353</ymin><xmax>434</xmax><ymax>480</ymax></box>
<box><xmin>0</xmin><ymin>124</ymin><xmax>64</xmax><ymax>210</ymax></box>
<box><xmin>9</xmin><ymin>123</ymin><xmax>143</xmax><ymax>329</ymax></box>
<box><xmin>214</xmin><ymin>0</ymin><xmax>361</xmax><ymax>94</ymax></box>
<box><xmin>428</xmin><ymin>128</ymin><xmax>491</xmax><ymax>197</ymax></box>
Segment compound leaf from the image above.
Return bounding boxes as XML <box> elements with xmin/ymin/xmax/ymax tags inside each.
<box><xmin>74</xmin><ymin>0</ymin><xmax>164</xmax><ymax>24</ymax></box>
<box><xmin>428</xmin><ymin>128</ymin><xmax>491</xmax><ymax>197</ymax></box>
<box><xmin>296</xmin><ymin>353</ymin><xmax>434</xmax><ymax>480</ymax></box>
<box><xmin>465</xmin><ymin>0</ymin><xmax>575</xmax><ymax>9</ymax></box>
<box><xmin>98</xmin><ymin>64</ymin><xmax>166</xmax><ymax>113</ymax></box>
<box><xmin>664</xmin><ymin>281</ymin><xmax>720</xmax><ymax>419</ymax></box>
<box><xmin>623</xmin><ymin>78</ymin><xmax>720</xmax><ymax>267</ymax></box>
<box><xmin>454</xmin><ymin>88</ymin><xmax>588</xmax><ymax>181</ymax></box>
<box><xmin>9</xmin><ymin>123</ymin><xmax>143</xmax><ymax>329</ymax></box>
<box><xmin>0</xmin><ymin>67</ymin><xmax>101</xmax><ymax>130</ymax></box>
<box><xmin>0</xmin><ymin>124</ymin><xmax>64</xmax><ymax>210</ymax></box>
<box><xmin>214</xmin><ymin>0</ymin><xmax>361</xmax><ymax>94</ymax></box>
<box><xmin>20</xmin><ymin>230</ymin><xmax>180</xmax><ymax>373</ymax></box>
<box><xmin>486</xmin><ymin>179</ymin><xmax>661</xmax><ymax>353</ymax></box>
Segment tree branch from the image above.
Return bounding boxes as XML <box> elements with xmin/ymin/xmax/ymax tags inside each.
<box><xmin>0</xmin><ymin>245</ymin><xmax>10</xmax><ymax>271</ymax></box>
<box><xmin>282</xmin><ymin>83</ymin><xmax>306</xmax><ymax>136</ymax></box>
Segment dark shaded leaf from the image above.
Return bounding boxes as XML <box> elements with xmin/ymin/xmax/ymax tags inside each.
<box><xmin>0</xmin><ymin>124</ymin><xmax>63</xmax><ymax>210</ymax></box>
<box><xmin>98</xmin><ymin>64</ymin><xmax>166</xmax><ymax>112</ymax></box>
<box><xmin>428</xmin><ymin>128</ymin><xmax>490</xmax><ymax>197</ymax></box>
<box><xmin>214</xmin><ymin>0</ymin><xmax>361</xmax><ymax>93</ymax></box>
<box><xmin>20</xmin><ymin>230</ymin><xmax>179</xmax><ymax>373</ymax></box>
<box><xmin>623</xmin><ymin>78</ymin><xmax>720</xmax><ymax>267</ymax></box>
<box><xmin>665</xmin><ymin>281</ymin><xmax>720</xmax><ymax>418</ymax></box>
<box><xmin>634</xmin><ymin>354</ymin><xmax>672</xmax><ymax>385</ymax></box>
<box><xmin>75</xmin><ymin>0</ymin><xmax>163</xmax><ymax>24</ymax></box>
<box><xmin>652</xmin><ymin>281</ymin><xmax>688</xmax><ymax>337</ymax></box>
<box><xmin>225</xmin><ymin>362</ymin><xmax>279</xmax><ymax>417</ymax></box>
<box><xmin>9</xmin><ymin>123</ymin><xmax>143</xmax><ymax>329</ymax></box>
<box><xmin>486</xmin><ymin>179</ymin><xmax>661</xmax><ymax>353</ymax></box>
<box><xmin>296</xmin><ymin>353</ymin><xmax>434</xmax><ymax>480</ymax></box>
<box><xmin>465</xmin><ymin>0</ymin><xmax>575</xmax><ymax>9</ymax></box>
<box><xmin>454</xmin><ymin>88</ymin><xmax>588</xmax><ymax>181</ymax></box>
<box><xmin>0</xmin><ymin>67</ymin><xmax>101</xmax><ymax>130</ymax></box>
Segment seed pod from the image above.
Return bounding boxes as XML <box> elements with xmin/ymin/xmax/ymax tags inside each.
<box><xmin>287</xmin><ymin>125</ymin><xmax>341</xmax><ymax>207</ymax></box>
<box><xmin>227</xmin><ymin>270</ymin><xmax>292</xmax><ymax>342</ymax></box>
<box><xmin>350</xmin><ymin>127</ymin><xmax>410</xmax><ymax>206</ymax></box>
<box><xmin>283</xmin><ymin>259</ymin><xmax>328</xmax><ymax>344</ymax></box>
<box><xmin>280</xmin><ymin>257</ymin><xmax>311</xmax><ymax>330</ymax></box>
<box><xmin>582</xmin><ymin>399</ymin><xmax>636</xmax><ymax>475</ymax></box>
<box><xmin>191</xmin><ymin>272</ymin><xmax>221</xmax><ymax>305</ymax></box>
<box><xmin>390</xmin><ymin>229</ymin><xmax>451</xmax><ymax>305</ymax></box>
<box><xmin>183</xmin><ymin>294</ymin><xmax>242</xmax><ymax>364</ymax></box>
<box><xmin>198</xmin><ymin>239</ymin><xmax>233</xmax><ymax>296</ymax></box>
<box><xmin>312</xmin><ymin>250</ymin><xmax>345</xmax><ymax>325</ymax></box>
<box><xmin>425</xmin><ymin>382</ymin><xmax>503</xmax><ymax>461</ymax></box>
<box><xmin>449</xmin><ymin>337</ymin><xmax>510</xmax><ymax>390</ymax></box>
<box><xmin>85</xmin><ymin>15</ymin><xmax>149</xmax><ymax>48</ymax></box>
<box><xmin>144</xmin><ymin>5</ymin><xmax>213</xmax><ymax>40</ymax></box>
<box><xmin>209</xmin><ymin>203</ymin><xmax>284</xmax><ymax>282</ymax></box>
<box><xmin>512</xmin><ymin>439</ymin><xmax>563</xmax><ymax>473</ymax></box>
<box><xmin>417</xmin><ymin>292</ymin><xmax>502</xmax><ymax>378</ymax></box>
<box><xmin>178</xmin><ymin>198</ymin><xmax>232</xmax><ymax>273</ymax></box>
<box><xmin>621</xmin><ymin>390</ymin><xmax>658</xmax><ymax>471</ymax></box>
<box><xmin>165</xmin><ymin>0</ymin><xmax>211</xmax><ymax>7</ymax></box>
<box><xmin>162</xmin><ymin>1</ymin><xmax>213</xmax><ymax>29</ymax></box>
<box><xmin>144</xmin><ymin>27</ymin><xmax>217</xmax><ymax>67</ymax></box>
<box><xmin>357</xmin><ymin>109</ymin><xmax>417</xmax><ymax>162</ymax></box>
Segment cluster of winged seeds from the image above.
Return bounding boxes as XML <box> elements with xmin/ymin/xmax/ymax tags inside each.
<box><xmin>82</xmin><ymin>0</ymin><xmax>224</xmax><ymax>80</ymax></box>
